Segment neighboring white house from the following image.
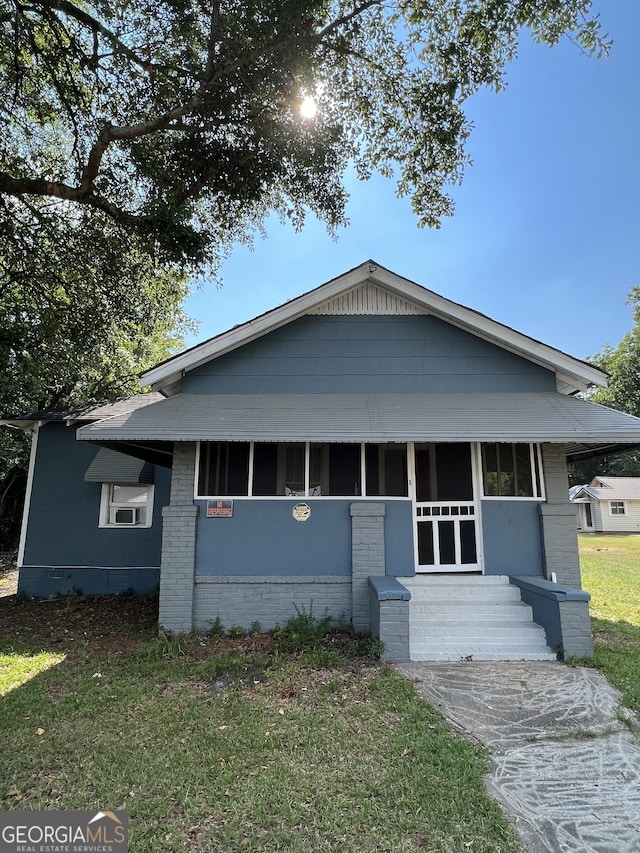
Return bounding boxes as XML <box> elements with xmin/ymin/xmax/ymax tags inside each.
<box><xmin>571</xmin><ymin>477</ymin><xmax>640</xmax><ymax>533</ymax></box>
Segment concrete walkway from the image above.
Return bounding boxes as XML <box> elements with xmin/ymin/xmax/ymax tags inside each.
<box><xmin>397</xmin><ymin>661</ymin><xmax>640</xmax><ymax>852</ymax></box>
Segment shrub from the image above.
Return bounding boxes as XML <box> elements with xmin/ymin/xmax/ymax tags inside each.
<box><xmin>274</xmin><ymin>603</ymin><xmax>332</xmax><ymax>654</ymax></box>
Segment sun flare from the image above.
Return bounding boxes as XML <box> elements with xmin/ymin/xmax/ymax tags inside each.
<box><xmin>299</xmin><ymin>95</ymin><xmax>318</xmax><ymax>119</ymax></box>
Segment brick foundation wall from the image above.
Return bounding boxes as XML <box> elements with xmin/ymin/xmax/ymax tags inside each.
<box><xmin>193</xmin><ymin>576</ymin><xmax>352</xmax><ymax>631</ymax></box>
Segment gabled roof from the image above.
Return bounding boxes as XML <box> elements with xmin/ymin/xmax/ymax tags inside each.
<box><xmin>141</xmin><ymin>261</ymin><xmax>607</xmax><ymax>396</ymax></box>
<box><xmin>577</xmin><ymin>477</ymin><xmax>640</xmax><ymax>501</ymax></box>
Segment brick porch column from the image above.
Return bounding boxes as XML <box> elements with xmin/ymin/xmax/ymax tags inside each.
<box><xmin>159</xmin><ymin>443</ymin><xmax>199</xmax><ymax>633</ymax></box>
<box><xmin>538</xmin><ymin>444</ymin><xmax>581</xmax><ymax>587</ymax></box>
<box><xmin>351</xmin><ymin>502</ymin><xmax>386</xmax><ymax>632</ymax></box>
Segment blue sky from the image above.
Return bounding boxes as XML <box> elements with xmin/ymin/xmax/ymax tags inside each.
<box><xmin>185</xmin><ymin>1</ymin><xmax>639</xmax><ymax>362</ymax></box>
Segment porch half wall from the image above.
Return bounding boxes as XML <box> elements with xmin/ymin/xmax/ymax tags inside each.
<box><xmin>158</xmin><ymin>441</ymin><xmax>588</xmax><ymax>658</ymax></box>
<box><xmin>158</xmin><ymin>444</ymin><xmax>412</xmax><ymax>633</ymax></box>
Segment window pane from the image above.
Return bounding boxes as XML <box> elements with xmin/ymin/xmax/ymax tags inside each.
<box><xmin>309</xmin><ymin>444</ymin><xmax>324</xmax><ymax>495</ymax></box>
<box><xmin>515</xmin><ymin>444</ymin><xmax>534</xmax><ymax>497</ymax></box>
<box><xmin>283</xmin><ymin>445</ymin><xmax>305</xmax><ymax>495</ymax></box>
<box><xmin>481</xmin><ymin>443</ymin><xmax>538</xmax><ymax>498</ymax></box>
<box><xmin>365</xmin><ymin>444</ymin><xmax>408</xmax><ymax>496</ymax></box>
<box><xmin>482</xmin><ymin>444</ymin><xmax>498</xmax><ymax>496</ymax></box>
<box><xmin>438</xmin><ymin>520</ymin><xmax>456</xmax><ymax>564</ymax></box>
<box><xmin>105</xmin><ymin>484</ymin><xmax>150</xmax><ymax>526</ymax></box>
<box><xmin>460</xmin><ymin>520</ymin><xmax>477</xmax><ymax>564</ymax></box>
<box><xmin>497</xmin><ymin>444</ymin><xmax>515</xmax><ymax>496</ymax></box>
<box><xmin>328</xmin><ymin>444</ymin><xmax>361</xmax><ymax>496</ymax></box>
<box><xmin>415</xmin><ymin>445</ymin><xmax>434</xmax><ymax>502</ymax></box>
<box><xmin>111</xmin><ymin>484</ymin><xmax>148</xmax><ymax>505</ymax></box>
<box><xmin>252</xmin><ymin>443</ymin><xmax>278</xmax><ymax>496</ymax></box>
<box><xmin>198</xmin><ymin>442</ymin><xmax>249</xmax><ymax>496</ymax></box>
<box><xmin>417</xmin><ymin>521</ymin><xmax>434</xmax><ymax>565</ymax></box>
<box><xmin>435</xmin><ymin>444</ymin><xmax>473</xmax><ymax>501</ymax></box>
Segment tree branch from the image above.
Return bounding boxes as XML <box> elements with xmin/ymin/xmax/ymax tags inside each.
<box><xmin>21</xmin><ymin>0</ymin><xmax>150</xmax><ymax>71</ymax></box>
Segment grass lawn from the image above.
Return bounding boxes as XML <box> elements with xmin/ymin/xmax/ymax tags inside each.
<box><xmin>0</xmin><ymin>594</ymin><xmax>521</xmax><ymax>853</ymax></box>
<box><xmin>579</xmin><ymin>534</ymin><xmax>640</xmax><ymax>714</ymax></box>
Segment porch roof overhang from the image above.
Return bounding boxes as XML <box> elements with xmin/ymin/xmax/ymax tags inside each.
<box><xmin>76</xmin><ymin>392</ymin><xmax>640</xmax><ymax>460</ymax></box>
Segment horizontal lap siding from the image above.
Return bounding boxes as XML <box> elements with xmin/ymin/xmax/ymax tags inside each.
<box><xmin>23</xmin><ymin>422</ymin><xmax>170</xmax><ymax>568</ymax></box>
<box><xmin>481</xmin><ymin>501</ymin><xmax>544</xmax><ymax>575</ymax></box>
<box><xmin>194</xmin><ymin>499</ymin><xmax>415</xmax><ymax>578</ymax></box>
<box><xmin>596</xmin><ymin>500</ymin><xmax>640</xmax><ymax>532</ymax></box>
<box><xmin>195</xmin><ymin>500</ymin><xmax>352</xmax><ymax>576</ymax></box>
<box><xmin>184</xmin><ymin>316</ymin><xmax>556</xmax><ymax>395</ymax></box>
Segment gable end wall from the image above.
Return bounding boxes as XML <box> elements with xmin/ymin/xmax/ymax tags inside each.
<box><xmin>184</xmin><ymin>315</ymin><xmax>556</xmax><ymax>395</ymax></box>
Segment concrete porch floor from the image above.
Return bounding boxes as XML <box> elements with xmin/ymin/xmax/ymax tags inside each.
<box><xmin>397</xmin><ymin>661</ymin><xmax>640</xmax><ymax>852</ymax></box>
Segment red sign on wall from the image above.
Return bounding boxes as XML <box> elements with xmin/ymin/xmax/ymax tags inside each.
<box><xmin>206</xmin><ymin>500</ymin><xmax>234</xmax><ymax>518</ymax></box>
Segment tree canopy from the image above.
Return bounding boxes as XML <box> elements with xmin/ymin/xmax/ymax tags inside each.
<box><xmin>0</xmin><ymin>0</ymin><xmax>611</xmax><ymax>542</ymax></box>
<box><xmin>2</xmin><ymin>0</ymin><xmax>608</xmax><ymax>270</ymax></box>
<box><xmin>569</xmin><ymin>288</ymin><xmax>640</xmax><ymax>485</ymax></box>
<box><xmin>588</xmin><ymin>287</ymin><xmax>640</xmax><ymax>420</ymax></box>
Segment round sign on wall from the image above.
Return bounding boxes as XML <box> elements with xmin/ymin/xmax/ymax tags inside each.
<box><xmin>292</xmin><ymin>503</ymin><xmax>311</xmax><ymax>522</ymax></box>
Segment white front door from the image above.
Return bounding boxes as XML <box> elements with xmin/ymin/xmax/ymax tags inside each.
<box><xmin>412</xmin><ymin>443</ymin><xmax>482</xmax><ymax>573</ymax></box>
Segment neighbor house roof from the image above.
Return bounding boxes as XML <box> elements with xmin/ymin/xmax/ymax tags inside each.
<box><xmin>576</xmin><ymin>477</ymin><xmax>640</xmax><ymax>501</ymax></box>
<box><xmin>141</xmin><ymin>261</ymin><xmax>607</xmax><ymax>396</ymax></box>
<box><xmin>77</xmin><ymin>391</ymin><xmax>640</xmax><ymax>458</ymax></box>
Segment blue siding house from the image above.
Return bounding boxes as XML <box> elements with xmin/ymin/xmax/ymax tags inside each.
<box><xmin>7</xmin><ymin>262</ymin><xmax>640</xmax><ymax>661</ymax></box>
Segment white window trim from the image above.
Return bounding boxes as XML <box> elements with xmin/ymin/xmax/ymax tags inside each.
<box><xmin>194</xmin><ymin>441</ymin><xmax>412</xmax><ymax>500</ymax></box>
<box><xmin>99</xmin><ymin>483</ymin><xmax>155</xmax><ymax>528</ymax></box>
<box><xmin>476</xmin><ymin>442</ymin><xmax>546</xmax><ymax>501</ymax></box>
<box><xmin>609</xmin><ymin>500</ymin><xmax>627</xmax><ymax>516</ymax></box>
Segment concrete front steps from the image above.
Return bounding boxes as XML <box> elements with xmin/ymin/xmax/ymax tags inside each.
<box><xmin>399</xmin><ymin>574</ymin><xmax>556</xmax><ymax>662</ymax></box>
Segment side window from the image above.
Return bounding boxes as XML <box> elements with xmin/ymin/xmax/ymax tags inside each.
<box><xmin>610</xmin><ymin>501</ymin><xmax>626</xmax><ymax>516</ymax></box>
<box><xmin>481</xmin><ymin>443</ymin><xmax>543</xmax><ymax>499</ymax></box>
<box><xmin>99</xmin><ymin>484</ymin><xmax>154</xmax><ymax>528</ymax></box>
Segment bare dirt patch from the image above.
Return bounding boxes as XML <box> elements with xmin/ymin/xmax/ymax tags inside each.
<box><xmin>0</xmin><ymin>591</ymin><xmax>159</xmax><ymax>657</ymax></box>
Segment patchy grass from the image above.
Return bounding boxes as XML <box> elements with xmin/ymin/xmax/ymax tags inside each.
<box><xmin>0</xmin><ymin>593</ymin><xmax>522</xmax><ymax>853</ymax></box>
<box><xmin>580</xmin><ymin>534</ymin><xmax>640</xmax><ymax>715</ymax></box>
<box><xmin>579</xmin><ymin>534</ymin><xmax>640</xmax><ymax>624</ymax></box>
<box><xmin>0</xmin><ymin>650</ymin><xmax>65</xmax><ymax>696</ymax></box>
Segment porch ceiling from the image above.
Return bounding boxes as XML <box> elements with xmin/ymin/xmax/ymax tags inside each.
<box><xmin>76</xmin><ymin>392</ymin><xmax>640</xmax><ymax>456</ymax></box>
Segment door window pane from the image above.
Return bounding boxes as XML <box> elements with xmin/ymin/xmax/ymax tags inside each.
<box><xmin>365</xmin><ymin>444</ymin><xmax>408</xmax><ymax>496</ymax></box>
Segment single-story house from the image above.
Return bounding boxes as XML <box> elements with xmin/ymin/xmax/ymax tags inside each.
<box><xmin>6</xmin><ymin>261</ymin><xmax>640</xmax><ymax>661</ymax></box>
<box><xmin>571</xmin><ymin>477</ymin><xmax>640</xmax><ymax>533</ymax></box>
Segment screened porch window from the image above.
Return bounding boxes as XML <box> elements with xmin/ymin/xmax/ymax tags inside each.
<box><xmin>196</xmin><ymin>441</ymin><xmax>408</xmax><ymax>498</ymax></box>
<box><xmin>197</xmin><ymin>441</ymin><xmax>250</xmax><ymax>496</ymax></box>
<box><xmin>480</xmin><ymin>443</ymin><xmax>543</xmax><ymax>499</ymax></box>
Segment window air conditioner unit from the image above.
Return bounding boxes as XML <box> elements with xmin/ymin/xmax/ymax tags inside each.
<box><xmin>112</xmin><ymin>507</ymin><xmax>141</xmax><ymax>525</ymax></box>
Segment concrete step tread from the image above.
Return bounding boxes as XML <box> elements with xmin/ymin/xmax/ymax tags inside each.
<box><xmin>409</xmin><ymin>637</ymin><xmax>551</xmax><ymax>655</ymax></box>
<box><xmin>407</xmin><ymin>590</ymin><xmax>522</xmax><ymax>602</ymax></box>
<box><xmin>410</xmin><ymin>600</ymin><xmax>532</xmax><ymax>612</ymax></box>
<box><xmin>399</xmin><ymin>574</ymin><xmax>510</xmax><ymax>586</ymax></box>
<box><xmin>409</xmin><ymin>651</ymin><xmax>557</xmax><ymax>661</ymax></box>
<box><xmin>410</xmin><ymin>621</ymin><xmax>544</xmax><ymax>635</ymax></box>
